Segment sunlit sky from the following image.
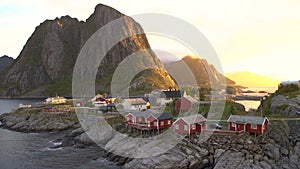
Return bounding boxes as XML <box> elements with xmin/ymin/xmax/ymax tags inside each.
<box><xmin>0</xmin><ymin>0</ymin><xmax>299</xmax><ymax>81</ymax></box>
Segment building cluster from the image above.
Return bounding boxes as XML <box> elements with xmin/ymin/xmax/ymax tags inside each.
<box><xmin>124</xmin><ymin>108</ymin><xmax>269</xmax><ymax>135</ymax></box>
<box><xmin>40</xmin><ymin>89</ymin><xmax>269</xmax><ymax>135</ymax></box>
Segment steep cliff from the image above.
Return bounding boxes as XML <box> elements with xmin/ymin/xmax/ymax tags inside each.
<box><xmin>0</xmin><ymin>4</ymin><xmax>175</xmax><ymax>97</ymax></box>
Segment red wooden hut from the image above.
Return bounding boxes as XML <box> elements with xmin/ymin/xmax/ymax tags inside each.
<box><xmin>175</xmin><ymin>96</ymin><xmax>198</xmax><ymax>111</ymax></box>
<box><xmin>125</xmin><ymin>110</ymin><xmax>173</xmax><ymax>130</ymax></box>
<box><xmin>227</xmin><ymin>115</ymin><xmax>269</xmax><ymax>134</ymax></box>
<box><xmin>146</xmin><ymin>112</ymin><xmax>173</xmax><ymax>130</ymax></box>
<box><xmin>174</xmin><ymin>114</ymin><xmax>207</xmax><ymax>135</ymax></box>
<box><xmin>43</xmin><ymin>106</ymin><xmax>56</xmax><ymax>112</ymax></box>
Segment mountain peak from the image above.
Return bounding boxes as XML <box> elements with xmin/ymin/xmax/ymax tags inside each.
<box><xmin>165</xmin><ymin>56</ymin><xmax>235</xmax><ymax>86</ymax></box>
<box><xmin>0</xmin><ymin>55</ymin><xmax>14</xmax><ymax>72</ymax></box>
<box><xmin>0</xmin><ymin>4</ymin><xmax>175</xmax><ymax>97</ymax></box>
<box><xmin>182</xmin><ymin>55</ymin><xmax>200</xmax><ymax>60</ymax></box>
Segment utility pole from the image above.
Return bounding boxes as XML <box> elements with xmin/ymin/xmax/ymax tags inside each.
<box><xmin>260</xmin><ymin>97</ymin><xmax>265</xmax><ymax>117</ymax></box>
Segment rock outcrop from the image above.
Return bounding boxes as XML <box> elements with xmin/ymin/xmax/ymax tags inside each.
<box><xmin>0</xmin><ymin>4</ymin><xmax>176</xmax><ymax>97</ymax></box>
<box><xmin>270</xmin><ymin>95</ymin><xmax>300</xmax><ymax>116</ymax></box>
<box><xmin>0</xmin><ymin>55</ymin><xmax>13</xmax><ymax>72</ymax></box>
<box><xmin>0</xmin><ymin>108</ymin><xmax>79</xmax><ymax>132</ymax></box>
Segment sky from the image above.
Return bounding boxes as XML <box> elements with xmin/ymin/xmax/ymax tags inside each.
<box><xmin>0</xmin><ymin>0</ymin><xmax>300</xmax><ymax>81</ymax></box>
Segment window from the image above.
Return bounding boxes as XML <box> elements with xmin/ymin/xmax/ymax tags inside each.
<box><xmin>160</xmin><ymin>121</ymin><xmax>164</xmax><ymax>126</ymax></box>
<box><xmin>192</xmin><ymin>124</ymin><xmax>196</xmax><ymax>130</ymax></box>
<box><xmin>154</xmin><ymin>122</ymin><xmax>158</xmax><ymax>126</ymax></box>
<box><xmin>184</xmin><ymin>125</ymin><xmax>188</xmax><ymax>131</ymax></box>
<box><xmin>127</xmin><ymin>117</ymin><xmax>130</xmax><ymax>121</ymax></box>
<box><xmin>175</xmin><ymin>124</ymin><xmax>179</xmax><ymax>129</ymax></box>
<box><xmin>251</xmin><ymin>124</ymin><xmax>257</xmax><ymax>129</ymax></box>
<box><xmin>168</xmin><ymin>120</ymin><xmax>171</xmax><ymax>125</ymax></box>
<box><xmin>138</xmin><ymin>117</ymin><xmax>142</xmax><ymax>122</ymax></box>
<box><xmin>232</xmin><ymin>123</ymin><xmax>236</xmax><ymax>128</ymax></box>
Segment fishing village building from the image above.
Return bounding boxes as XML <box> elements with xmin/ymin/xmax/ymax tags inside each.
<box><xmin>173</xmin><ymin>114</ymin><xmax>207</xmax><ymax>135</ymax></box>
<box><xmin>123</xmin><ymin>98</ymin><xmax>148</xmax><ymax>111</ymax></box>
<box><xmin>175</xmin><ymin>96</ymin><xmax>198</xmax><ymax>111</ymax></box>
<box><xmin>125</xmin><ymin>109</ymin><xmax>173</xmax><ymax>131</ymax></box>
<box><xmin>227</xmin><ymin>115</ymin><xmax>269</xmax><ymax>134</ymax></box>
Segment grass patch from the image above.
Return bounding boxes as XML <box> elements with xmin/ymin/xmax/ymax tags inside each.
<box><xmin>42</xmin><ymin>78</ymin><xmax>72</xmax><ymax>96</ymax></box>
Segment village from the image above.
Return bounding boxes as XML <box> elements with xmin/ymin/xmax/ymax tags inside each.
<box><xmin>24</xmin><ymin>86</ymin><xmax>273</xmax><ymax>138</ymax></box>
<box><xmin>17</xmin><ymin>80</ymin><xmax>300</xmax><ymax>138</ymax></box>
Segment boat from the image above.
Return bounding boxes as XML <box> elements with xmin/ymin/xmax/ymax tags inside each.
<box><xmin>19</xmin><ymin>104</ymin><xmax>32</xmax><ymax>108</ymax></box>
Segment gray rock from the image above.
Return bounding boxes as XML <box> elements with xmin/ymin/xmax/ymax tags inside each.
<box><xmin>0</xmin><ymin>109</ymin><xmax>78</xmax><ymax>132</ymax></box>
<box><xmin>197</xmin><ymin>147</ymin><xmax>209</xmax><ymax>157</ymax></box>
<box><xmin>270</xmin><ymin>95</ymin><xmax>300</xmax><ymax>116</ymax></box>
<box><xmin>289</xmin><ymin>154</ymin><xmax>299</xmax><ymax>167</ymax></box>
<box><xmin>259</xmin><ymin>161</ymin><xmax>272</xmax><ymax>169</ymax></box>
<box><xmin>214</xmin><ymin>149</ymin><xmax>226</xmax><ymax>162</ymax></box>
<box><xmin>294</xmin><ymin>142</ymin><xmax>300</xmax><ymax>157</ymax></box>
<box><xmin>280</xmin><ymin>147</ymin><xmax>289</xmax><ymax>156</ymax></box>
<box><xmin>185</xmin><ymin>148</ymin><xmax>193</xmax><ymax>155</ymax></box>
<box><xmin>265</xmin><ymin>144</ymin><xmax>280</xmax><ymax>161</ymax></box>
<box><xmin>213</xmin><ymin>151</ymin><xmax>245</xmax><ymax>169</ymax></box>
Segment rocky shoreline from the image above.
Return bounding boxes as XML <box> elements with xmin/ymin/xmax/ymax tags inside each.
<box><xmin>0</xmin><ymin>108</ymin><xmax>299</xmax><ymax>169</ymax></box>
<box><xmin>0</xmin><ymin>108</ymin><xmax>79</xmax><ymax>132</ymax></box>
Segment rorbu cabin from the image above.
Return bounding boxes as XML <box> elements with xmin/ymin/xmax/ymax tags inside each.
<box><xmin>43</xmin><ymin>106</ymin><xmax>56</xmax><ymax>113</ymax></box>
<box><xmin>227</xmin><ymin>115</ymin><xmax>269</xmax><ymax>134</ymax></box>
<box><xmin>174</xmin><ymin>114</ymin><xmax>207</xmax><ymax>135</ymax></box>
<box><xmin>146</xmin><ymin>112</ymin><xmax>173</xmax><ymax>130</ymax></box>
<box><xmin>175</xmin><ymin>96</ymin><xmax>198</xmax><ymax>111</ymax></box>
<box><xmin>125</xmin><ymin>110</ymin><xmax>173</xmax><ymax>130</ymax></box>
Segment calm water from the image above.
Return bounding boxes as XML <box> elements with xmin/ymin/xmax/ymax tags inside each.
<box><xmin>0</xmin><ymin>98</ymin><xmax>43</xmax><ymax>114</ymax></box>
<box><xmin>0</xmin><ymin>99</ymin><xmax>120</xmax><ymax>169</ymax></box>
<box><xmin>236</xmin><ymin>100</ymin><xmax>261</xmax><ymax>111</ymax></box>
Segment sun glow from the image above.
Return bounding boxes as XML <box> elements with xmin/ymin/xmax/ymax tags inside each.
<box><xmin>57</xmin><ymin>21</ymin><xmax>63</xmax><ymax>27</ymax></box>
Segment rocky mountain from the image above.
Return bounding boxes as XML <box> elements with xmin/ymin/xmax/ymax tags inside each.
<box><xmin>0</xmin><ymin>4</ymin><xmax>176</xmax><ymax>97</ymax></box>
<box><xmin>0</xmin><ymin>55</ymin><xmax>13</xmax><ymax>72</ymax></box>
<box><xmin>164</xmin><ymin>56</ymin><xmax>236</xmax><ymax>87</ymax></box>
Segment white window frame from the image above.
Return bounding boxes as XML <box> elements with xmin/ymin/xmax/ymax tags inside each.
<box><xmin>184</xmin><ymin>125</ymin><xmax>188</xmax><ymax>131</ymax></box>
<box><xmin>232</xmin><ymin>123</ymin><xmax>236</xmax><ymax>128</ymax></box>
<box><xmin>192</xmin><ymin>124</ymin><xmax>196</xmax><ymax>130</ymax></box>
<box><xmin>127</xmin><ymin>117</ymin><xmax>130</xmax><ymax>121</ymax></box>
<box><xmin>251</xmin><ymin>124</ymin><xmax>257</xmax><ymax>129</ymax></box>
<box><xmin>168</xmin><ymin>120</ymin><xmax>171</xmax><ymax>125</ymax></box>
<box><xmin>175</xmin><ymin>124</ymin><xmax>179</xmax><ymax>129</ymax></box>
<box><xmin>154</xmin><ymin>122</ymin><xmax>158</xmax><ymax>126</ymax></box>
<box><xmin>160</xmin><ymin>121</ymin><xmax>164</xmax><ymax>126</ymax></box>
<box><xmin>138</xmin><ymin>117</ymin><xmax>142</xmax><ymax>122</ymax></box>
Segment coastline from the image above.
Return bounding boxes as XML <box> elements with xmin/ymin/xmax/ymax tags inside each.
<box><xmin>0</xmin><ymin>108</ymin><xmax>299</xmax><ymax>168</ymax></box>
<box><xmin>0</xmin><ymin>96</ymin><xmax>47</xmax><ymax>99</ymax></box>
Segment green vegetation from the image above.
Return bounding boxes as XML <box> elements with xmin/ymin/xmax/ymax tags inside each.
<box><xmin>163</xmin><ymin>100</ymin><xmax>247</xmax><ymax>120</ymax></box>
<box><xmin>276</xmin><ymin>84</ymin><xmax>300</xmax><ymax>98</ymax></box>
<box><xmin>42</xmin><ymin>78</ymin><xmax>73</xmax><ymax>96</ymax></box>
<box><xmin>221</xmin><ymin>101</ymin><xmax>248</xmax><ymax>120</ymax></box>
<box><xmin>163</xmin><ymin>100</ymin><xmax>178</xmax><ymax>117</ymax></box>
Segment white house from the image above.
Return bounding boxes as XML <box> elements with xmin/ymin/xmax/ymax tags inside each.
<box><xmin>122</xmin><ymin>98</ymin><xmax>147</xmax><ymax>111</ymax></box>
<box><xmin>45</xmin><ymin>96</ymin><xmax>67</xmax><ymax>105</ymax></box>
<box><xmin>279</xmin><ymin>80</ymin><xmax>300</xmax><ymax>88</ymax></box>
<box><xmin>146</xmin><ymin>90</ymin><xmax>184</xmax><ymax>106</ymax></box>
